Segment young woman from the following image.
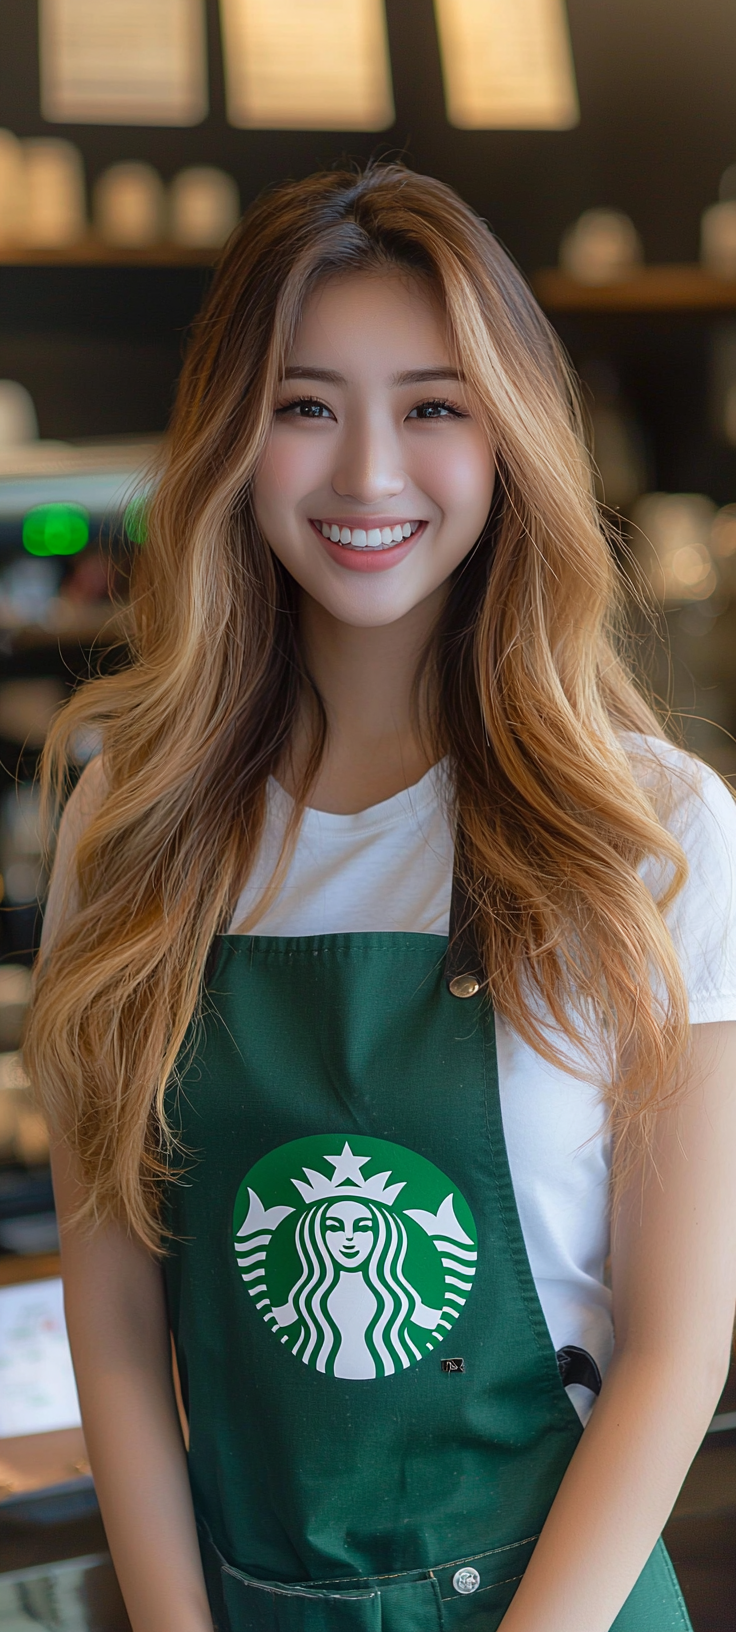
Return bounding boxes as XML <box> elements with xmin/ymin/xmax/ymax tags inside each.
<box><xmin>27</xmin><ymin>163</ymin><xmax>736</xmax><ymax>1632</ymax></box>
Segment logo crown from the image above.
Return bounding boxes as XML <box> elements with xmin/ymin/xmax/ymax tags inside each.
<box><xmin>291</xmin><ymin>1141</ymin><xmax>405</xmax><ymax>1207</ymax></box>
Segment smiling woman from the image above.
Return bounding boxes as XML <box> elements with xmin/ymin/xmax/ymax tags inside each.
<box><xmin>25</xmin><ymin>163</ymin><xmax>736</xmax><ymax>1632</ymax></box>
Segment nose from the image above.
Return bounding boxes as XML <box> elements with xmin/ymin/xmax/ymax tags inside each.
<box><xmin>332</xmin><ymin>408</ymin><xmax>405</xmax><ymax>506</ymax></box>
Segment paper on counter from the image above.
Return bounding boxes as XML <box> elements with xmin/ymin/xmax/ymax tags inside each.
<box><xmin>0</xmin><ymin>1277</ymin><xmax>81</xmax><ymax>1438</ymax></box>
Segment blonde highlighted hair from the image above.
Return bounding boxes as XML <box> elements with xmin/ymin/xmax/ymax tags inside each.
<box><xmin>26</xmin><ymin>162</ymin><xmax>688</xmax><ymax>1248</ymax></box>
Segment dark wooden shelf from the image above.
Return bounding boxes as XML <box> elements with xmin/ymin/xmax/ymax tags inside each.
<box><xmin>534</xmin><ymin>264</ymin><xmax>736</xmax><ymax>313</ymax></box>
<box><xmin>0</xmin><ymin>241</ymin><xmax>215</xmax><ymax>268</ymax></box>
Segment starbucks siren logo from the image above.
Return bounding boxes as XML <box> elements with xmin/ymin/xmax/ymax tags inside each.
<box><xmin>232</xmin><ymin>1134</ymin><xmax>477</xmax><ymax>1380</ymax></box>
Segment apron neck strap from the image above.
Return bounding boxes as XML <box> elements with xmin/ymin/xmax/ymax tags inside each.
<box><xmin>445</xmin><ymin>856</ymin><xmax>484</xmax><ymax>998</ymax></box>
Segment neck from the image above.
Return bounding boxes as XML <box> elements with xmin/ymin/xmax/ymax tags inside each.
<box><xmin>285</xmin><ymin>587</ymin><xmax>444</xmax><ymax>814</ymax></box>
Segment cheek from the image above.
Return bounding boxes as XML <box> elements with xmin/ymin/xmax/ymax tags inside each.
<box><xmin>255</xmin><ymin>434</ymin><xmax>331</xmax><ymax>521</ymax></box>
<box><xmin>412</xmin><ymin>435</ymin><xmax>495</xmax><ymax>526</ymax></box>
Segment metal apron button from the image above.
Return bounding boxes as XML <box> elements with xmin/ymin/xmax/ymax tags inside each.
<box><xmin>452</xmin><ymin>1566</ymin><xmax>480</xmax><ymax>1595</ymax></box>
<box><xmin>448</xmin><ymin>974</ymin><xmax>480</xmax><ymax>999</ymax></box>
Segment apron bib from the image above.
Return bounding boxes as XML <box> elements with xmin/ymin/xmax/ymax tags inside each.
<box><xmin>164</xmin><ymin>925</ymin><xmax>691</xmax><ymax>1632</ymax></box>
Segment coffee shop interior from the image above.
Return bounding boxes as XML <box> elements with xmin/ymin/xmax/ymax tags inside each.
<box><xmin>0</xmin><ymin>1</ymin><xmax>735</xmax><ymax>1627</ymax></box>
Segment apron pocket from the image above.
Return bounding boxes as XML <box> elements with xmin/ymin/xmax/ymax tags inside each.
<box><xmin>218</xmin><ymin>1569</ymin><xmax>443</xmax><ymax>1632</ymax></box>
<box><xmin>199</xmin><ymin>1521</ymin><xmax>444</xmax><ymax>1632</ymax></box>
<box><xmin>200</xmin><ymin>1525</ymin><xmax>540</xmax><ymax>1632</ymax></box>
<box><xmin>220</xmin><ymin>1570</ymin><xmax>380</xmax><ymax>1632</ymax></box>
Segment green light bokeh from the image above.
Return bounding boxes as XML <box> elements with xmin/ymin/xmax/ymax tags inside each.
<box><xmin>123</xmin><ymin>496</ymin><xmax>148</xmax><ymax>545</ymax></box>
<box><xmin>22</xmin><ymin>502</ymin><xmax>90</xmax><ymax>557</ymax></box>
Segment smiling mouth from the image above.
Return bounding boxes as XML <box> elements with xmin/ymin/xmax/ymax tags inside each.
<box><xmin>312</xmin><ymin>519</ymin><xmax>424</xmax><ymax>551</ymax></box>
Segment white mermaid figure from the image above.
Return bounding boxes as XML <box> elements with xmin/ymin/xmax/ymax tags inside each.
<box><xmin>271</xmin><ymin>1193</ymin><xmax>443</xmax><ymax>1378</ymax></box>
<box><xmin>235</xmin><ymin>1142</ymin><xmax>476</xmax><ymax>1380</ymax></box>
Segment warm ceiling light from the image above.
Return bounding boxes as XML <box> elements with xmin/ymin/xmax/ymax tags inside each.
<box><xmin>39</xmin><ymin>0</ymin><xmax>208</xmax><ymax>126</ymax></box>
<box><xmin>219</xmin><ymin>0</ymin><xmax>394</xmax><ymax>130</ymax></box>
<box><xmin>434</xmin><ymin>0</ymin><xmax>578</xmax><ymax>129</ymax></box>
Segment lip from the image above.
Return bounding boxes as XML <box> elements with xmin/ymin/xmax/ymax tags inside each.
<box><xmin>310</xmin><ymin>518</ymin><xmax>427</xmax><ymax>574</ymax></box>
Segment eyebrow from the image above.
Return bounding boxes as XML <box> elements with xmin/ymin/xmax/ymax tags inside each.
<box><xmin>283</xmin><ymin>366</ymin><xmax>344</xmax><ymax>384</ymax></box>
<box><xmin>392</xmin><ymin>367</ymin><xmax>461</xmax><ymax>385</ymax></box>
<box><xmin>282</xmin><ymin>365</ymin><xmax>462</xmax><ymax>386</ymax></box>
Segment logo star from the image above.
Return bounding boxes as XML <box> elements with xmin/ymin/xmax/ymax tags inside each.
<box><xmin>324</xmin><ymin>1142</ymin><xmax>371</xmax><ymax>1187</ymax></box>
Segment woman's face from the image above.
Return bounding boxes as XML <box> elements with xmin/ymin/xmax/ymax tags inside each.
<box><xmin>253</xmin><ymin>271</ymin><xmax>496</xmax><ymax>628</ymax></box>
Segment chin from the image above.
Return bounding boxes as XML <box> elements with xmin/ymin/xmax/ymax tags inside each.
<box><xmin>322</xmin><ymin>584</ymin><xmax>431</xmax><ymax>628</ymax></box>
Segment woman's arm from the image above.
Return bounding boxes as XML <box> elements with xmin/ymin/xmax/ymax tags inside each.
<box><xmin>499</xmin><ymin>1019</ymin><xmax>736</xmax><ymax>1632</ymax></box>
<box><xmin>40</xmin><ymin>762</ymin><xmax>211</xmax><ymax>1632</ymax></box>
<box><xmin>52</xmin><ymin>1139</ymin><xmax>213</xmax><ymax>1632</ymax></box>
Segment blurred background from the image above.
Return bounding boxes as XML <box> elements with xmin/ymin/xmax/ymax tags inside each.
<box><xmin>0</xmin><ymin>3</ymin><xmax>736</xmax><ymax>1628</ymax></box>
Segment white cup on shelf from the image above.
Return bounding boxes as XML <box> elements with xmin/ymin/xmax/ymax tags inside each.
<box><xmin>169</xmin><ymin>167</ymin><xmax>240</xmax><ymax>248</ymax></box>
<box><xmin>0</xmin><ymin>130</ymin><xmax>25</xmax><ymax>246</ymax></box>
<box><xmin>94</xmin><ymin>162</ymin><xmax>166</xmax><ymax>249</ymax></box>
<box><xmin>700</xmin><ymin>201</ymin><xmax>736</xmax><ymax>278</ymax></box>
<box><xmin>22</xmin><ymin>139</ymin><xmax>86</xmax><ymax>248</ymax></box>
<box><xmin>0</xmin><ymin>382</ymin><xmax>38</xmax><ymax>448</ymax></box>
<box><xmin>559</xmin><ymin>209</ymin><xmax>643</xmax><ymax>285</ymax></box>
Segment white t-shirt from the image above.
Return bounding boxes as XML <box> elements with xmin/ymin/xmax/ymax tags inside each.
<box><xmin>227</xmin><ymin>741</ymin><xmax>736</xmax><ymax>1416</ymax></box>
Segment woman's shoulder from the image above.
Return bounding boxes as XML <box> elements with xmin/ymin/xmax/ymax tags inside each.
<box><xmin>623</xmin><ymin>733</ymin><xmax>736</xmax><ymax>1020</ymax></box>
<box><xmin>622</xmin><ymin>731</ymin><xmax>736</xmax><ymax>849</ymax></box>
<box><xmin>65</xmin><ymin>753</ymin><xmax>108</xmax><ymax>819</ymax></box>
<box><xmin>42</xmin><ymin>755</ymin><xmax>108</xmax><ymax>951</ymax></box>
<box><xmin>54</xmin><ymin>754</ymin><xmax>109</xmax><ymax>864</ymax></box>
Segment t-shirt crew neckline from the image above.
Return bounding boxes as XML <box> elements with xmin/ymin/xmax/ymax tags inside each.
<box><xmin>267</xmin><ymin>759</ymin><xmax>450</xmax><ymax>837</ymax></box>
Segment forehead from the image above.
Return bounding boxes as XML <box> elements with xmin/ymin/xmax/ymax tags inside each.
<box><xmin>287</xmin><ymin>271</ymin><xmax>450</xmax><ymax>373</ymax></box>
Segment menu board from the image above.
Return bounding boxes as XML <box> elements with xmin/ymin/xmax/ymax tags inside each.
<box><xmin>40</xmin><ymin>0</ymin><xmax>208</xmax><ymax>125</ymax></box>
<box><xmin>433</xmin><ymin>0</ymin><xmax>579</xmax><ymax>129</ymax></box>
<box><xmin>220</xmin><ymin>0</ymin><xmax>394</xmax><ymax>130</ymax></box>
<box><xmin>0</xmin><ymin>1278</ymin><xmax>81</xmax><ymax>1438</ymax></box>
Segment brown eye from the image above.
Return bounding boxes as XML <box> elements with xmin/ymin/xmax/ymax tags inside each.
<box><xmin>296</xmin><ymin>402</ymin><xmax>330</xmax><ymax>419</ymax></box>
<box><xmin>408</xmin><ymin>399</ymin><xmax>465</xmax><ymax>420</ymax></box>
<box><xmin>277</xmin><ymin>397</ymin><xmax>334</xmax><ymax>420</ymax></box>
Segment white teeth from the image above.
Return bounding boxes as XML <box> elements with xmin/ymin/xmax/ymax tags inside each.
<box><xmin>318</xmin><ymin>521</ymin><xmax>421</xmax><ymax>548</ymax></box>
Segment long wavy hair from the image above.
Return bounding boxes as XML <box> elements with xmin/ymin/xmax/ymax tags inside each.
<box><xmin>26</xmin><ymin>162</ymin><xmax>689</xmax><ymax>1248</ymax></box>
<box><xmin>288</xmin><ymin>1201</ymin><xmax>422</xmax><ymax>1376</ymax></box>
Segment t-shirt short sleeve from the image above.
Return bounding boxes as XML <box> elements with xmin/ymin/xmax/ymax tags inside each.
<box><xmin>638</xmin><ymin>741</ymin><xmax>736</xmax><ymax>1026</ymax></box>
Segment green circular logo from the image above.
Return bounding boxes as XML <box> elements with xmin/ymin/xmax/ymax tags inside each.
<box><xmin>232</xmin><ymin>1135</ymin><xmax>478</xmax><ymax>1380</ymax></box>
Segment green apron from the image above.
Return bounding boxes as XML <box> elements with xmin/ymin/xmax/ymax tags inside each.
<box><xmin>164</xmin><ymin>916</ymin><xmax>692</xmax><ymax>1632</ymax></box>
